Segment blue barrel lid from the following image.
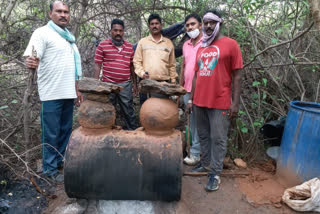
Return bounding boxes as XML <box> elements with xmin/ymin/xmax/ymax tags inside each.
<box><xmin>290</xmin><ymin>100</ymin><xmax>320</xmax><ymax>114</ymax></box>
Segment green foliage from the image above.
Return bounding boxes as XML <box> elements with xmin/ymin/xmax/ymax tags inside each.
<box><xmin>252</xmin><ymin>81</ymin><xmax>261</xmax><ymax>87</ymax></box>
<box><xmin>271</xmin><ymin>38</ymin><xmax>279</xmax><ymax>44</ymax></box>
<box><xmin>236</xmin><ymin>118</ymin><xmax>248</xmax><ymax>133</ymax></box>
<box><xmin>243</xmin><ymin>0</ymin><xmax>267</xmax><ymax>14</ymax></box>
<box><xmin>0</xmin><ymin>180</ymin><xmax>7</xmax><ymax>189</ymax></box>
<box><xmin>312</xmin><ymin>65</ymin><xmax>320</xmax><ymax>73</ymax></box>
<box><xmin>262</xmin><ymin>78</ymin><xmax>267</xmax><ymax>87</ymax></box>
<box><xmin>253</xmin><ymin>117</ymin><xmax>264</xmax><ymax>128</ymax></box>
<box><xmin>0</xmin><ymin>105</ymin><xmax>9</xmax><ymax>110</ymax></box>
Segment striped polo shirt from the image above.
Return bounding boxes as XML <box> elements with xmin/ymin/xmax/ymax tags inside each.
<box><xmin>23</xmin><ymin>24</ymin><xmax>77</xmax><ymax>101</ymax></box>
<box><xmin>94</xmin><ymin>39</ymin><xmax>134</xmax><ymax>83</ymax></box>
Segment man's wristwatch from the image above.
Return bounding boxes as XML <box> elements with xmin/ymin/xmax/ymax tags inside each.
<box><xmin>188</xmin><ymin>100</ymin><xmax>192</xmax><ymax>104</ymax></box>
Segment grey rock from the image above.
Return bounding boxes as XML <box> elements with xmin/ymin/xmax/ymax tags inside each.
<box><xmin>78</xmin><ymin>77</ymin><xmax>122</xmax><ymax>94</ymax></box>
<box><xmin>139</xmin><ymin>79</ymin><xmax>187</xmax><ymax>96</ymax></box>
<box><xmin>51</xmin><ymin>199</ymin><xmax>88</xmax><ymax>214</ymax></box>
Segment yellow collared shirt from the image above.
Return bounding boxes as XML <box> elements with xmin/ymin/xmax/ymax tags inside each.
<box><xmin>133</xmin><ymin>35</ymin><xmax>177</xmax><ymax>83</ymax></box>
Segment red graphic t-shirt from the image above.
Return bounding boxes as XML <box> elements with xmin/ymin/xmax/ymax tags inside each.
<box><xmin>193</xmin><ymin>37</ymin><xmax>243</xmax><ymax>109</ymax></box>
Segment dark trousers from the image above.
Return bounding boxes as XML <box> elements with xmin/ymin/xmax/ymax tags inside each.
<box><xmin>109</xmin><ymin>81</ymin><xmax>138</xmax><ymax>130</ymax></box>
<box><xmin>194</xmin><ymin>106</ymin><xmax>230</xmax><ymax>176</ymax></box>
<box><xmin>139</xmin><ymin>93</ymin><xmax>148</xmax><ymax>105</ymax></box>
<box><xmin>41</xmin><ymin>99</ymin><xmax>74</xmax><ymax>176</ymax></box>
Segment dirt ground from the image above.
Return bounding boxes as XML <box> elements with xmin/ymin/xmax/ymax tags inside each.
<box><xmin>40</xmin><ymin>164</ymin><xmax>317</xmax><ymax>214</ymax></box>
<box><xmin>2</xmin><ymin>162</ymin><xmax>318</xmax><ymax>214</ymax></box>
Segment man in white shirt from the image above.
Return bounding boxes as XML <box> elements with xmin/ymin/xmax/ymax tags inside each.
<box><xmin>24</xmin><ymin>1</ymin><xmax>82</xmax><ymax>183</ymax></box>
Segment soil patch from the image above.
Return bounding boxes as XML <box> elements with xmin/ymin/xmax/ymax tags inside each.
<box><xmin>236</xmin><ymin>168</ymin><xmax>286</xmax><ymax>208</ymax></box>
<box><xmin>42</xmin><ymin>184</ymin><xmax>69</xmax><ymax>214</ymax></box>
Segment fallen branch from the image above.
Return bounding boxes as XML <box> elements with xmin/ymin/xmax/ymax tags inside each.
<box><xmin>30</xmin><ymin>176</ymin><xmax>57</xmax><ymax>199</ymax></box>
<box><xmin>0</xmin><ymin>138</ymin><xmax>51</xmax><ymax>185</ymax></box>
<box><xmin>183</xmin><ymin>170</ymin><xmax>251</xmax><ymax>177</ymax></box>
<box><xmin>250</xmin><ymin>61</ymin><xmax>320</xmax><ymax>69</ymax></box>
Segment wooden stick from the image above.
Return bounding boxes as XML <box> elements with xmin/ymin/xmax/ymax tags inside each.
<box><xmin>30</xmin><ymin>176</ymin><xmax>57</xmax><ymax>199</ymax></box>
<box><xmin>183</xmin><ymin>170</ymin><xmax>251</xmax><ymax>177</ymax></box>
<box><xmin>23</xmin><ymin>46</ymin><xmax>37</xmax><ymax>162</ymax></box>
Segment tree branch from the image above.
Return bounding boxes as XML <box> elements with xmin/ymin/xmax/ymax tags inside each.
<box><xmin>79</xmin><ymin>6</ymin><xmax>190</xmax><ymax>25</ymax></box>
<box><xmin>243</xmin><ymin>22</ymin><xmax>315</xmax><ymax>68</ymax></box>
<box><xmin>0</xmin><ymin>0</ymin><xmax>17</xmax><ymax>33</ymax></box>
<box><xmin>250</xmin><ymin>61</ymin><xmax>320</xmax><ymax>69</ymax></box>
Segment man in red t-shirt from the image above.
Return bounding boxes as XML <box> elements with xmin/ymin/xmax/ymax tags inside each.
<box><xmin>94</xmin><ymin>19</ymin><xmax>138</xmax><ymax>130</ymax></box>
<box><xmin>187</xmin><ymin>10</ymin><xmax>243</xmax><ymax>191</ymax></box>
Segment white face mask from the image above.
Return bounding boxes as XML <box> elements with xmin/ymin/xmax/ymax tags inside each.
<box><xmin>187</xmin><ymin>28</ymin><xmax>200</xmax><ymax>39</ymax></box>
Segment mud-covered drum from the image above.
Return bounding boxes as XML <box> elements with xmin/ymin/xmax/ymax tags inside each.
<box><xmin>64</xmin><ymin>78</ymin><xmax>186</xmax><ymax>201</ymax></box>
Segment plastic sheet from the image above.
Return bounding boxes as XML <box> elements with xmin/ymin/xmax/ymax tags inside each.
<box><xmin>282</xmin><ymin>177</ymin><xmax>320</xmax><ymax>212</ymax></box>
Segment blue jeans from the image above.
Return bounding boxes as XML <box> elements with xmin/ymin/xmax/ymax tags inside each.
<box><xmin>184</xmin><ymin>93</ymin><xmax>200</xmax><ymax>157</ymax></box>
<box><xmin>109</xmin><ymin>81</ymin><xmax>138</xmax><ymax>130</ymax></box>
<box><xmin>41</xmin><ymin>99</ymin><xmax>74</xmax><ymax>176</ymax></box>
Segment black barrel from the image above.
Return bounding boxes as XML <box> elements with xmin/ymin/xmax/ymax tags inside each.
<box><xmin>64</xmin><ymin>128</ymin><xmax>182</xmax><ymax>201</ymax></box>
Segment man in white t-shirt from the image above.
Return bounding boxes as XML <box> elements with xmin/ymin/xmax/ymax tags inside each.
<box><xmin>24</xmin><ymin>1</ymin><xmax>82</xmax><ymax>183</ymax></box>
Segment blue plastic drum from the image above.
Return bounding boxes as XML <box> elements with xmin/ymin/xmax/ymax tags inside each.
<box><xmin>278</xmin><ymin>101</ymin><xmax>320</xmax><ymax>183</ymax></box>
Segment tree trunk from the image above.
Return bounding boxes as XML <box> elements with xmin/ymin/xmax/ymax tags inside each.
<box><xmin>0</xmin><ymin>0</ymin><xmax>17</xmax><ymax>33</ymax></box>
<box><xmin>309</xmin><ymin>0</ymin><xmax>320</xmax><ymax>29</ymax></box>
<box><xmin>73</xmin><ymin>0</ymin><xmax>89</xmax><ymax>39</ymax></box>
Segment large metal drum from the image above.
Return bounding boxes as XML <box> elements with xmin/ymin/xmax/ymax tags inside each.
<box><xmin>64</xmin><ymin>128</ymin><xmax>182</xmax><ymax>201</ymax></box>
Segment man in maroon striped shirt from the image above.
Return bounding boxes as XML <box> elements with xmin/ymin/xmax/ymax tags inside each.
<box><xmin>94</xmin><ymin>19</ymin><xmax>138</xmax><ymax>130</ymax></box>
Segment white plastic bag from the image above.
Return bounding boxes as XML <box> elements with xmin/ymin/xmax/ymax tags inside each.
<box><xmin>282</xmin><ymin>177</ymin><xmax>320</xmax><ymax>212</ymax></box>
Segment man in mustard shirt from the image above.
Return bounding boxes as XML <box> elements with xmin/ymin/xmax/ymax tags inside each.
<box><xmin>133</xmin><ymin>13</ymin><xmax>177</xmax><ymax>89</ymax></box>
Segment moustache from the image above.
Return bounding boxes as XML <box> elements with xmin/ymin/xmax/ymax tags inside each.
<box><xmin>59</xmin><ymin>18</ymin><xmax>67</xmax><ymax>21</ymax></box>
<box><xmin>152</xmin><ymin>28</ymin><xmax>158</xmax><ymax>30</ymax></box>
